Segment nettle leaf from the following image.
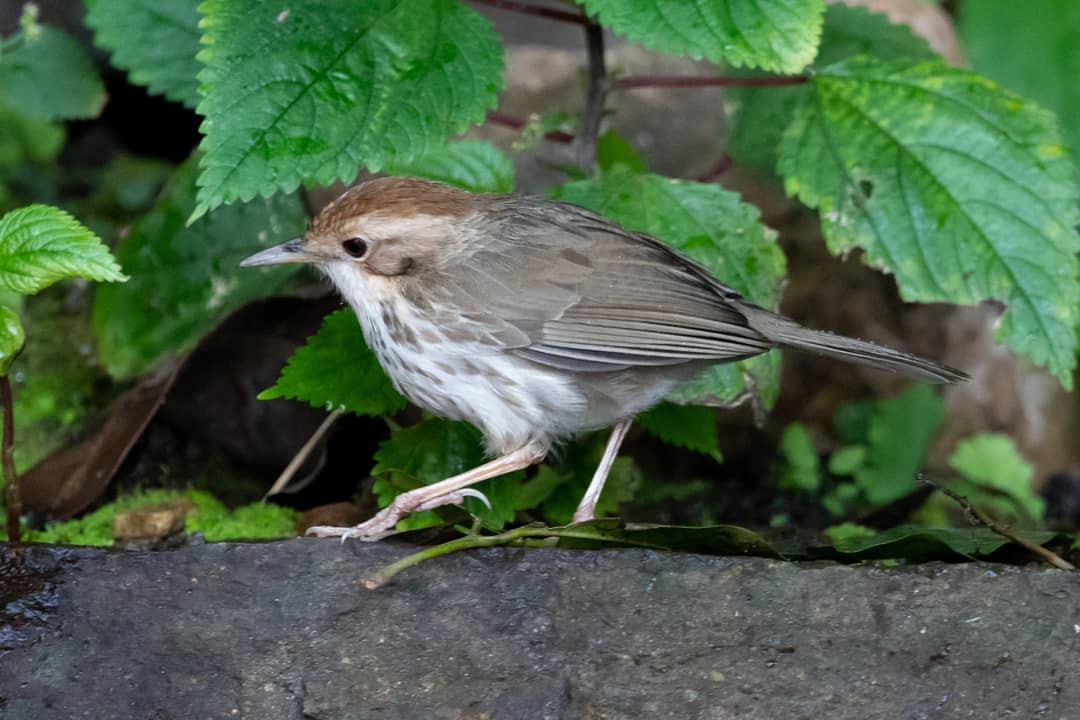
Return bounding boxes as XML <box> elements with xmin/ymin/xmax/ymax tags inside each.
<box><xmin>577</xmin><ymin>0</ymin><xmax>824</xmax><ymax>74</ymax></box>
<box><xmin>960</xmin><ymin>0</ymin><xmax>1080</xmax><ymax>173</ymax></box>
<box><xmin>386</xmin><ymin>139</ymin><xmax>514</xmax><ymax>193</ymax></box>
<box><xmin>0</xmin><ymin>304</ymin><xmax>24</xmax><ymax>375</ymax></box>
<box><xmin>637</xmin><ymin>403</ymin><xmax>720</xmax><ymax>461</ymax></box>
<box><xmin>85</xmin><ymin>0</ymin><xmax>202</xmax><ymax>108</ymax></box>
<box><xmin>372</xmin><ymin>418</ymin><xmax>523</xmax><ymax>531</ymax></box>
<box><xmin>260</xmin><ymin>308</ymin><xmax>406</xmax><ymax>416</ymax></box>
<box><xmin>948</xmin><ymin>433</ymin><xmax>1043</xmax><ymax>521</ymax></box>
<box><xmin>729</xmin><ymin>4</ymin><xmax>936</xmax><ymax>171</ymax></box>
<box><xmin>779</xmin><ymin>57</ymin><xmax>1080</xmax><ymax>386</ymax></box>
<box><xmin>852</xmin><ymin>384</ymin><xmax>944</xmax><ymax>505</ymax></box>
<box><xmin>193</xmin><ymin>0</ymin><xmax>504</xmax><ymax>218</ymax></box>
<box><xmin>0</xmin><ymin>205</ymin><xmax>126</xmax><ymax>294</ymax></box>
<box><xmin>0</xmin><ymin>26</ymin><xmax>106</xmax><ymax>121</ymax></box>
<box><xmin>551</xmin><ymin>168</ymin><xmax>786</xmax><ymax>407</ymax></box>
<box><xmin>93</xmin><ymin>156</ymin><xmax>306</xmax><ymax>379</ymax></box>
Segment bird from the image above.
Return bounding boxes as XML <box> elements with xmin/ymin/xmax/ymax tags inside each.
<box><xmin>240</xmin><ymin>176</ymin><xmax>967</xmax><ymax>541</ymax></box>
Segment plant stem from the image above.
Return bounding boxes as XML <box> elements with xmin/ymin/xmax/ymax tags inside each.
<box><xmin>697</xmin><ymin>153</ymin><xmax>734</xmax><ymax>182</ymax></box>
<box><xmin>469</xmin><ymin>0</ymin><xmax>587</xmax><ymax>24</ymax></box>
<box><xmin>576</xmin><ymin>19</ymin><xmax>607</xmax><ymax>173</ymax></box>
<box><xmin>2</xmin><ymin>376</ymin><xmax>20</xmax><ymax>552</ymax></box>
<box><xmin>613</xmin><ymin>75</ymin><xmax>810</xmax><ymax>90</ymax></box>
<box><xmin>485</xmin><ymin>111</ymin><xmax>575</xmax><ymax>144</ymax></box>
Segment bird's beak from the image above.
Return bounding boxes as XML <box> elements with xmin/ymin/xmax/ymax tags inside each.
<box><xmin>239</xmin><ymin>237</ymin><xmax>316</xmax><ymax>267</ymax></box>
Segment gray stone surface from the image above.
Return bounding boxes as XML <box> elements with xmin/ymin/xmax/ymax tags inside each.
<box><xmin>2</xmin><ymin>540</ymin><xmax>1078</xmax><ymax>719</ymax></box>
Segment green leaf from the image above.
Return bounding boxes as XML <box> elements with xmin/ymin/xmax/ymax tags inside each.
<box><xmin>193</xmin><ymin>0</ymin><xmax>504</xmax><ymax>218</ymax></box>
<box><xmin>385</xmin><ymin>139</ymin><xmax>514</xmax><ymax>193</ymax></box>
<box><xmin>0</xmin><ymin>205</ymin><xmax>126</xmax><ymax>294</ymax></box>
<box><xmin>828</xmin><ymin>524</ymin><xmax>1056</xmax><ymax>560</ymax></box>
<box><xmin>729</xmin><ymin>4</ymin><xmax>936</xmax><ymax>170</ymax></box>
<box><xmin>92</xmin><ymin>156</ymin><xmax>306</xmax><ymax>379</ymax></box>
<box><xmin>948</xmin><ymin>433</ymin><xmax>1043</xmax><ymax>521</ymax></box>
<box><xmin>550</xmin><ymin>167</ymin><xmax>786</xmax><ymax>407</ymax></box>
<box><xmin>372</xmin><ymin>418</ymin><xmax>522</xmax><ymax>530</ymax></box>
<box><xmin>960</xmin><ymin>0</ymin><xmax>1080</xmax><ymax>174</ymax></box>
<box><xmin>827</xmin><ymin>444</ymin><xmax>866</xmax><ymax>476</ymax></box>
<box><xmin>551</xmin><ymin>519</ymin><xmax>783</xmax><ymax>558</ymax></box>
<box><xmin>0</xmin><ymin>26</ymin><xmax>106</xmax><ymax>120</ymax></box>
<box><xmin>779</xmin><ymin>57</ymin><xmax>1080</xmax><ymax>386</ymax></box>
<box><xmin>259</xmin><ymin>308</ymin><xmax>406</xmax><ymax>416</ymax></box>
<box><xmin>0</xmin><ymin>104</ymin><xmax>64</xmax><ymax>172</ymax></box>
<box><xmin>577</xmin><ymin>0</ymin><xmax>825</xmax><ymax>74</ymax></box>
<box><xmin>637</xmin><ymin>403</ymin><xmax>720</xmax><ymax>461</ymax></box>
<box><xmin>852</xmin><ymin>384</ymin><xmax>944</xmax><ymax>505</ymax></box>
<box><xmin>823</xmin><ymin>521</ymin><xmax>875</xmax><ymax>545</ymax></box>
<box><xmin>0</xmin><ymin>304</ymin><xmax>24</xmax><ymax>375</ymax></box>
<box><xmin>776</xmin><ymin>422</ymin><xmax>820</xmax><ymax>491</ymax></box>
<box><xmin>596</xmin><ymin>129</ymin><xmax>647</xmax><ymax>172</ymax></box>
<box><xmin>85</xmin><ymin>0</ymin><xmax>202</xmax><ymax>108</ymax></box>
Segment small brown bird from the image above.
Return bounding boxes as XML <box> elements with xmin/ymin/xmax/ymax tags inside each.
<box><xmin>241</xmin><ymin>176</ymin><xmax>966</xmax><ymax>541</ymax></box>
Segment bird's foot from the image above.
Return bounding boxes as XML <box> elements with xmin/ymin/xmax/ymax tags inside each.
<box><xmin>305</xmin><ymin>487</ymin><xmax>492</xmax><ymax>543</ymax></box>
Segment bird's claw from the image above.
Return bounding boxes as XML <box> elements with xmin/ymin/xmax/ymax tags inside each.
<box><xmin>305</xmin><ymin>487</ymin><xmax>492</xmax><ymax>543</ymax></box>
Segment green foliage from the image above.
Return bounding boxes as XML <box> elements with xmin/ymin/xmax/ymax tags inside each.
<box><xmin>776</xmin><ymin>421</ymin><xmax>820</xmax><ymax>491</ymax></box>
<box><xmin>577</xmin><ymin>0</ymin><xmax>826</xmax><ymax>73</ymax></box>
<box><xmin>260</xmin><ymin>308</ymin><xmax>406</xmax><ymax>416</ymax></box>
<box><xmin>960</xmin><ymin>0</ymin><xmax>1080</xmax><ymax>173</ymax></box>
<box><xmin>192</xmin><ymin>0</ymin><xmax>504</xmax><ymax>218</ymax></box>
<box><xmin>828</xmin><ymin>524</ymin><xmax>1056</xmax><ymax>560</ymax></box>
<box><xmin>0</xmin><ymin>205</ymin><xmax>126</xmax><ymax>295</ymax></box>
<box><xmin>596</xmin><ymin>129</ymin><xmax>647</xmax><ymax>172</ymax></box>
<box><xmin>386</xmin><ymin>140</ymin><xmax>515</xmax><ymax>193</ymax></box>
<box><xmin>551</xmin><ymin>167</ymin><xmax>787</xmax><ymax>407</ymax></box>
<box><xmin>0</xmin><ymin>24</ymin><xmax>106</xmax><ymax>121</ymax></box>
<box><xmin>637</xmin><ymin>403</ymin><xmax>721</xmax><ymax>461</ymax></box>
<box><xmin>780</xmin><ymin>56</ymin><xmax>1080</xmax><ymax>387</ymax></box>
<box><xmin>93</xmin><ymin>156</ymin><xmax>306</xmax><ymax>379</ymax></box>
<box><xmin>728</xmin><ymin>3</ymin><xmax>936</xmax><ymax>170</ymax></box>
<box><xmin>0</xmin><ymin>104</ymin><xmax>64</xmax><ymax>172</ymax></box>
<box><xmin>0</xmin><ymin>305</ymin><xmax>23</xmax><ymax>375</ymax></box>
<box><xmin>22</xmin><ymin>488</ymin><xmax>297</xmax><ymax>545</ymax></box>
<box><xmin>85</xmin><ymin>0</ymin><xmax>202</xmax><ymax>108</ymax></box>
<box><xmin>371</xmin><ymin>418</ymin><xmax>523</xmax><ymax>531</ymax></box>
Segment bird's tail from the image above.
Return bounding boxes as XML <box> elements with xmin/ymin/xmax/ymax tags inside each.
<box><xmin>740</xmin><ymin>306</ymin><xmax>968</xmax><ymax>384</ymax></box>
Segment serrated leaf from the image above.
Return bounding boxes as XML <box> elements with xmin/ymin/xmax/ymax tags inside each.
<box><xmin>948</xmin><ymin>433</ymin><xmax>1043</xmax><ymax>521</ymax></box>
<box><xmin>0</xmin><ymin>304</ymin><xmax>24</xmax><ymax>375</ymax></box>
<box><xmin>828</xmin><ymin>524</ymin><xmax>1055</xmax><ymax>560</ymax></box>
<box><xmin>779</xmin><ymin>57</ymin><xmax>1080</xmax><ymax>386</ymax></box>
<box><xmin>0</xmin><ymin>26</ymin><xmax>106</xmax><ymax>120</ymax></box>
<box><xmin>193</xmin><ymin>0</ymin><xmax>504</xmax><ymax>218</ymax></box>
<box><xmin>386</xmin><ymin>139</ymin><xmax>514</xmax><ymax>193</ymax></box>
<box><xmin>0</xmin><ymin>205</ymin><xmax>126</xmax><ymax>294</ymax></box>
<box><xmin>550</xmin><ymin>167</ymin><xmax>786</xmax><ymax>407</ymax></box>
<box><xmin>259</xmin><ymin>308</ymin><xmax>406</xmax><ymax>416</ymax></box>
<box><xmin>85</xmin><ymin>0</ymin><xmax>202</xmax><ymax>108</ymax></box>
<box><xmin>960</xmin><ymin>0</ymin><xmax>1080</xmax><ymax>174</ymax></box>
<box><xmin>637</xmin><ymin>403</ymin><xmax>720</xmax><ymax>461</ymax></box>
<box><xmin>577</xmin><ymin>0</ymin><xmax>824</xmax><ymax>74</ymax></box>
<box><xmin>92</xmin><ymin>156</ymin><xmax>306</xmax><ymax>379</ymax></box>
<box><xmin>372</xmin><ymin>418</ymin><xmax>522</xmax><ymax>530</ymax></box>
<box><xmin>729</xmin><ymin>4</ymin><xmax>936</xmax><ymax>171</ymax></box>
<box><xmin>853</xmin><ymin>384</ymin><xmax>944</xmax><ymax>505</ymax></box>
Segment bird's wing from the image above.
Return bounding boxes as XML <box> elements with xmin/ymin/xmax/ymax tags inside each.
<box><xmin>430</xmin><ymin>200</ymin><xmax>773</xmax><ymax>372</ymax></box>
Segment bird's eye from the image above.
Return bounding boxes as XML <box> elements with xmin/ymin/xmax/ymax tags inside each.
<box><xmin>341</xmin><ymin>237</ymin><xmax>368</xmax><ymax>258</ymax></box>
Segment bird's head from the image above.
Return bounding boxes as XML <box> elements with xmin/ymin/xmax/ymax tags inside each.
<box><xmin>239</xmin><ymin>176</ymin><xmax>480</xmax><ymax>292</ymax></box>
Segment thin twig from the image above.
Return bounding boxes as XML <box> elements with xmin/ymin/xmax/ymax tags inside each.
<box><xmin>576</xmin><ymin>19</ymin><xmax>607</xmax><ymax>173</ymax></box>
<box><xmin>469</xmin><ymin>0</ymin><xmax>587</xmax><ymax>24</ymax></box>
<box><xmin>613</xmin><ymin>75</ymin><xmax>810</xmax><ymax>90</ymax></box>
<box><xmin>2</xmin><ymin>376</ymin><xmax>20</xmax><ymax>553</ymax></box>
<box><xmin>485</xmin><ymin>111</ymin><xmax>575</xmax><ymax>144</ymax></box>
<box><xmin>697</xmin><ymin>153</ymin><xmax>734</xmax><ymax>182</ymax></box>
<box><xmin>263</xmin><ymin>409</ymin><xmax>343</xmax><ymax>500</ymax></box>
<box><xmin>919</xmin><ymin>474</ymin><xmax>1074</xmax><ymax>570</ymax></box>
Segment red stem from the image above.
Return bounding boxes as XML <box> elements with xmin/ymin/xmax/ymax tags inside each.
<box><xmin>697</xmin><ymin>153</ymin><xmax>734</xmax><ymax>182</ymax></box>
<box><xmin>486</xmin><ymin>111</ymin><xmax>575</xmax><ymax>144</ymax></box>
<box><xmin>2</xmin><ymin>376</ymin><xmax>20</xmax><ymax>553</ymax></box>
<box><xmin>469</xmin><ymin>0</ymin><xmax>587</xmax><ymax>24</ymax></box>
<box><xmin>614</xmin><ymin>75</ymin><xmax>810</xmax><ymax>90</ymax></box>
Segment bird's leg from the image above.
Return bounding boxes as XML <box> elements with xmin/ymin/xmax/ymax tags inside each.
<box><xmin>572</xmin><ymin>418</ymin><xmax>633</xmax><ymax>524</ymax></box>
<box><xmin>307</xmin><ymin>442</ymin><xmax>546</xmax><ymax>542</ymax></box>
